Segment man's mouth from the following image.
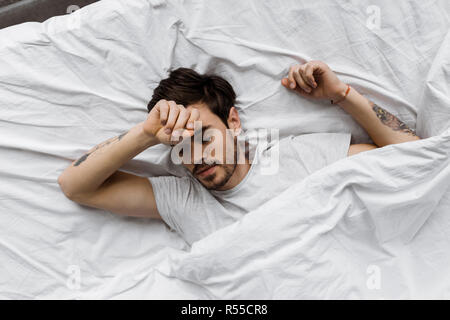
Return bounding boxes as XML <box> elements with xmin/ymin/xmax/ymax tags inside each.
<box><xmin>195</xmin><ymin>165</ymin><xmax>217</xmax><ymax>178</ymax></box>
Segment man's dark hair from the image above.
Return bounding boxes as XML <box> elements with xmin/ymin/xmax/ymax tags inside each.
<box><xmin>147</xmin><ymin>68</ymin><xmax>236</xmax><ymax>125</ymax></box>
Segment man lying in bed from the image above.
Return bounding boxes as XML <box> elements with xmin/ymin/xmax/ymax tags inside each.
<box><xmin>58</xmin><ymin>60</ymin><xmax>420</xmax><ymax>244</ymax></box>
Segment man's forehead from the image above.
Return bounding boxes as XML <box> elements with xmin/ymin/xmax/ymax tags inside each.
<box><xmin>186</xmin><ymin>102</ymin><xmax>208</xmax><ymax>111</ymax></box>
<box><xmin>186</xmin><ymin>102</ymin><xmax>214</xmax><ymax>121</ymax></box>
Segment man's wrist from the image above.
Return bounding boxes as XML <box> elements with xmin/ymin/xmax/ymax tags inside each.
<box><xmin>330</xmin><ymin>82</ymin><xmax>349</xmax><ymax>102</ymax></box>
<box><xmin>135</xmin><ymin>122</ymin><xmax>159</xmax><ymax>148</ymax></box>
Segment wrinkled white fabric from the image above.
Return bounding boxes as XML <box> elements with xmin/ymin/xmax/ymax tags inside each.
<box><xmin>157</xmin><ymin>129</ymin><xmax>450</xmax><ymax>299</ymax></box>
<box><xmin>0</xmin><ymin>0</ymin><xmax>449</xmax><ymax>299</ymax></box>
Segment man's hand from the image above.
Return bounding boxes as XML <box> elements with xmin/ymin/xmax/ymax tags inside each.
<box><xmin>143</xmin><ymin>99</ymin><xmax>200</xmax><ymax>146</ymax></box>
<box><xmin>281</xmin><ymin>60</ymin><xmax>347</xmax><ymax>102</ymax></box>
<box><xmin>58</xmin><ymin>99</ymin><xmax>203</xmax><ymax>220</ymax></box>
<box><xmin>282</xmin><ymin>60</ymin><xmax>420</xmax><ymax>149</ymax></box>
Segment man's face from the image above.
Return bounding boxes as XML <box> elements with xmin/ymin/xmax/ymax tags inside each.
<box><xmin>179</xmin><ymin>103</ymin><xmax>240</xmax><ymax>190</ymax></box>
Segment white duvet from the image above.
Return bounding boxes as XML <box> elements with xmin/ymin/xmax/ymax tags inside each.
<box><xmin>0</xmin><ymin>0</ymin><xmax>449</xmax><ymax>299</ymax></box>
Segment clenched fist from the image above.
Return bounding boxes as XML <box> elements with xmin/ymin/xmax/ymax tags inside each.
<box><xmin>282</xmin><ymin>60</ymin><xmax>348</xmax><ymax>102</ymax></box>
<box><xmin>143</xmin><ymin>99</ymin><xmax>200</xmax><ymax>145</ymax></box>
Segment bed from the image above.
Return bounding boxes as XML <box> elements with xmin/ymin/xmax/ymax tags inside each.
<box><xmin>0</xmin><ymin>0</ymin><xmax>450</xmax><ymax>299</ymax></box>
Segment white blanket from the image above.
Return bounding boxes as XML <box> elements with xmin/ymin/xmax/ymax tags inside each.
<box><xmin>0</xmin><ymin>0</ymin><xmax>449</xmax><ymax>299</ymax></box>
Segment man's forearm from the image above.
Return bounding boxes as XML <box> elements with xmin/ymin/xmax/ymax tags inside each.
<box><xmin>58</xmin><ymin>122</ymin><xmax>158</xmax><ymax>198</ymax></box>
<box><xmin>337</xmin><ymin>87</ymin><xmax>420</xmax><ymax>147</ymax></box>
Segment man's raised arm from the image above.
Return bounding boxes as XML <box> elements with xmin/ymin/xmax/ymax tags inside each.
<box><xmin>334</xmin><ymin>85</ymin><xmax>420</xmax><ymax>147</ymax></box>
<box><xmin>57</xmin><ymin>99</ymin><xmax>199</xmax><ymax>218</ymax></box>
<box><xmin>282</xmin><ymin>60</ymin><xmax>420</xmax><ymax>152</ymax></box>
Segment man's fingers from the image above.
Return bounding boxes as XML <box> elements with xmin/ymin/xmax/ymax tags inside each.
<box><xmin>286</xmin><ymin>65</ymin><xmax>315</xmax><ymax>93</ymax></box>
<box><xmin>288</xmin><ymin>66</ymin><xmax>297</xmax><ymax>89</ymax></box>
<box><xmin>181</xmin><ymin>128</ymin><xmax>195</xmax><ymax>139</ymax></box>
<box><xmin>170</xmin><ymin>107</ymin><xmax>201</xmax><ymax>143</ymax></box>
<box><xmin>186</xmin><ymin>108</ymin><xmax>200</xmax><ymax>129</ymax></box>
<box><xmin>298</xmin><ymin>67</ymin><xmax>313</xmax><ymax>92</ymax></box>
<box><xmin>304</xmin><ymin>64</ymin><xmax>317</xmax><ymax>88</ymax></box>
<box><xmin>173</xmin><ymin>106</ymin><xmax>190</xmax><ymax>131</ymax></box>
<box><xmin>164</xmin><ymin>101</ymin><xmax>180</xmax><ymax>134</ymax></box>
<box><xmin>157</xmin><ymin>100</ymin><xmax>169</xmax><ymax>125</ymax></box>
<box><xmin>171</xmin><ymin>106</ymin><xmax>190</xmax><ymax>141</ymax></box>
<box><xmin>294</xmin><ymin>69</ymin><xmax>311</xmax><ymax>93</ymax></box>
<box><xmin>174</xmin><ymin>109</ymin><xmax>200</xmax><ymax>143</ymax></box>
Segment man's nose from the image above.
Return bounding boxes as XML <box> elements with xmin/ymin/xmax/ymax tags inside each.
<box><xmin>191</xmin><ymin>146</ymin><xmax>203</xmax><ymax>164</ymax></box>
<box><xmin>192</xmin><ymin>153</ymin><xmax>215</xmax><ymax>165</ymax></box>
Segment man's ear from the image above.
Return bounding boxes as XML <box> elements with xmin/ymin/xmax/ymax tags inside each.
<box><xmin>226</xmin><ymin>107</ymin><xmax>241</xmax><ymax>135</ymax></box>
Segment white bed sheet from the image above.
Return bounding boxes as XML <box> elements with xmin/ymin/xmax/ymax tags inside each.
<box><xmin>0</xmin><ymin>0</ymin><xmax>449</xmax><ymax>299</ymax></box>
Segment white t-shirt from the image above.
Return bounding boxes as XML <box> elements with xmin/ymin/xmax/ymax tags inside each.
<box><xmin>149</xmin><ymin>133</ymin><xmax>351</xmax><ymax>245</ymax></box>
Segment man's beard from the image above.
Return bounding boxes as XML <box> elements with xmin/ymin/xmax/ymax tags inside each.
<box><xmin>193</xmin><ymin>139</ymin><xmax>238</xmax><ymax>190</ymax></box>
<box><xmin>197</xmin><ymin>163</ymin><xmax>237</xmax><ymax>190</ymax></box>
